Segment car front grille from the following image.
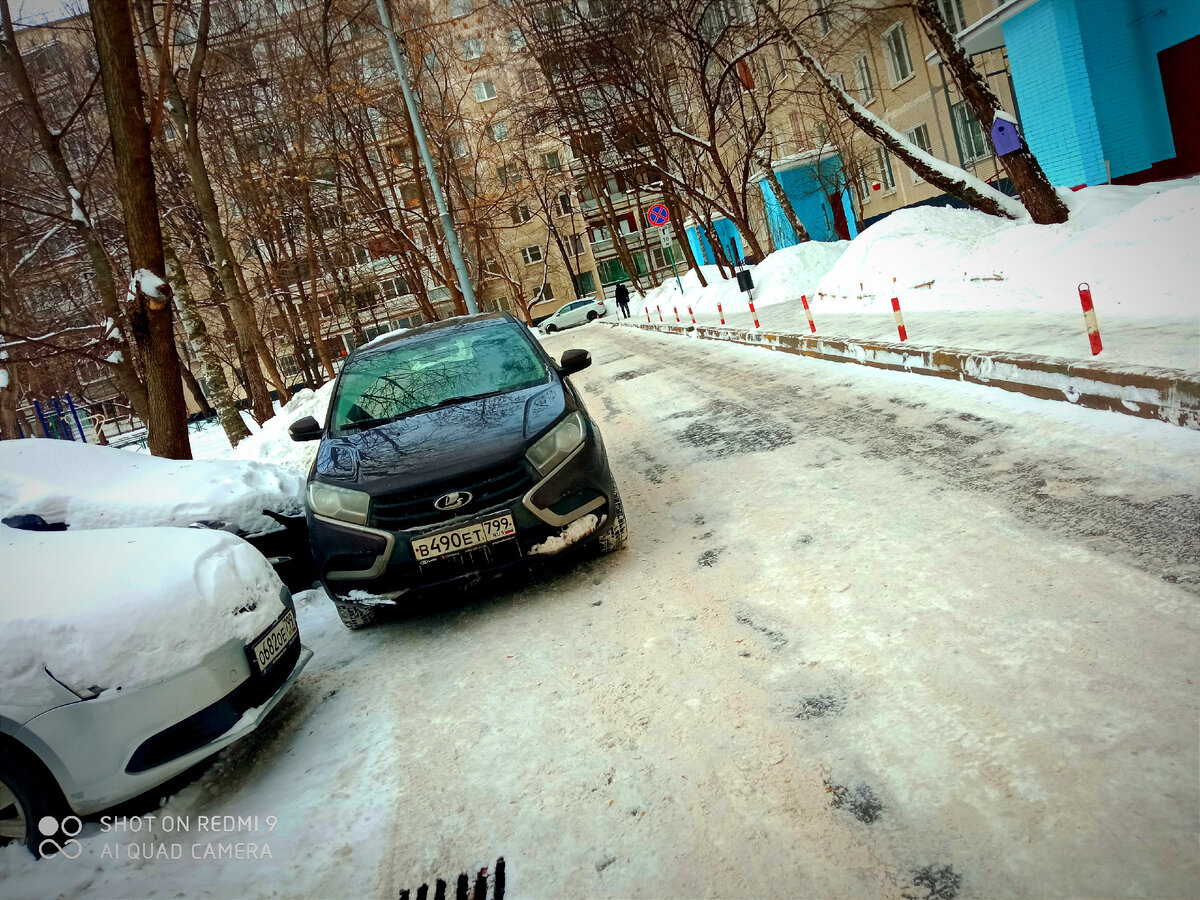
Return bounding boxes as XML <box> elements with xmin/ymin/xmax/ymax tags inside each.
<box><xmin>370</xmin><ymin>460</ymin><xmax>536</xmax><ymax>531</ymax></box>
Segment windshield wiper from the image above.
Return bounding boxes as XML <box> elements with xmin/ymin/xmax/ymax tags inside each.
<box><xmin>416</xmin><ymin>390</ymin><xmax>505</xmax><ymax>413</ymax></box>
<box><xmin>340</xmin><ymin>415</ymin><xmax>401</xmax><ymax>432</ymax></box>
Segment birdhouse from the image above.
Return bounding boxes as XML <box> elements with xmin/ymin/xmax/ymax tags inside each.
<box><xmin>991</xmin><ymin>110</ymin><xmax>1023</xmax><ymax>156</ymax></box>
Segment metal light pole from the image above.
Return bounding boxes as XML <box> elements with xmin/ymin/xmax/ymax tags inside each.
<box><xmin>375</xmin><ymin>0</ymin><xmax>478</xmax><ymax>314</ymax></box>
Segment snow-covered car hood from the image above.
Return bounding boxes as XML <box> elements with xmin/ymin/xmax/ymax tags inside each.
<box><xmin>0</xmin><ymin>525</ymin><xmax>288</xmax><ymax>708</ymax></box>
<box><xmin>0</xmin><ymin>440</ymin><xmax>304</xmax><ymax>535</ymax></box>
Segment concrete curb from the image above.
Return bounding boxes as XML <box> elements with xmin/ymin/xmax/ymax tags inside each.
<box><xmin>613</xmin><ymin>321</ymin><xmax>1200</xmax><ymax>431</ymax></box>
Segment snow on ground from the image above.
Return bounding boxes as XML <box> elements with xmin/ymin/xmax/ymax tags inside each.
<box><xmin>0</xmin><ymin>439</ymin><xmax>304</xmax><ymax>535</ymax></box>
<box><xmin>630</xmin><ymin>178</ymin><xmax>1200</xmax><ymax>371</ymax></box>
<box><xmin>0</xmin><ymin>526</ymin><xmax>287</xmax><ymax>704</ymax></box>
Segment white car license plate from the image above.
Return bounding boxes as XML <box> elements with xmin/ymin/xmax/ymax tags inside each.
<box><xmin>412</xmin><ymin>514</ymin><xmax>516</xmax><ymax>562</ymax></box>
<box><xmin>252</xmin><ymin>610</ymin><xmax>298</xmax><ymax>673</ymax></box>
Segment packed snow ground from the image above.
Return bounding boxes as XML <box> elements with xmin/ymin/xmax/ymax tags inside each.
<box><xmin>3</xmin><ymin>325</ymin><xmax>1196</xmax><ymax>898</ymax></box>
<box><xmin>631</xmin><ymin>179</ymin><xmax>1199</xmax><ymax>371</ymax></box>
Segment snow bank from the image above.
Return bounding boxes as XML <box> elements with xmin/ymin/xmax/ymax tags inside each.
<box><xmin>0</xmin><ymin>440</ymin><xmax>304</xmax><ymax>535</ymax></box>
<box><xmin>528</xmin><ymin>513</ymin><xmax>600</xmax><ymax>555</ymax></box>
<box><xmin>226</xmin><ymin>379</ymin><xmax>337</xmax><ymax>474</ymax></box>
<box><xmin>0</xmin><ymin>525</ymin><xmax>286</xmax><ymax>705</ymax></box>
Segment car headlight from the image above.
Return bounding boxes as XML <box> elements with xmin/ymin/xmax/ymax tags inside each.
<box><xmin>526</xmin><ymin>411</ymin><xmax>587</xmax><ymax>476</ymax></box>
<box><xmin>307</xmin><ymin>481</ymin><xmax>370</xmax><ymax>525</ymax></box>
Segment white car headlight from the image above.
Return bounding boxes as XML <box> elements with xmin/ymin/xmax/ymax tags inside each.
<box><xmin>307</xmin><ymin>482</ymin><xmax>370</xmax><ymax>525</ymax></box>
<box><xmin>526</xmin><ymin>411</ymin><xmax>587</xmax><ymax>476</ymax></box>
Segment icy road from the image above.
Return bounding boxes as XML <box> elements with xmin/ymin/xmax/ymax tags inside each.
<box><xmin>6</xmin><ymin>324</ymin><xmax>1198</xmax><ymax>900</ymax></box>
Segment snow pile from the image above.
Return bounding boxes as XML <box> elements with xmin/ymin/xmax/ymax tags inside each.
<box><xmin>528</xmin><ymin>513</ymin><xmax>600</xmax><ymax>555</ymax></box>
<box><xmin>814</xmin><ymin>180</ymin><xmax>1200</xmax><ymax>315</ymax></box>
<box><xmin>632</xmin><ymin>240</ymin><xmax>848</xmax><ymax>319</ymax></box>
<box><xmin>226</xmin><ymin>380</ymin><xmax>337</xmax><ymax>474</ymax></box>
<box><xmin>0</xmin><ymin>440</ymin><xmax>304</xmax><ymax>535</ymax></box>
<box><xmin>0</xmin><ymin>525</ymin><xmax>286</xmax><ymax>705</ymax></box>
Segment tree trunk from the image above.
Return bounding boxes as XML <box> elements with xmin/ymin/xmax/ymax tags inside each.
<box><xmin>754</xmin><ymin>0</ymin><xmax>1024</xmax><ymax>221</ymax></box>
<box><xmin>911</xmin><ymin>0</ymin><xmax>1068</xmax><ymax>225</ymax></box>
<box><xmin>177</xmin><ymin>348</ymin><xmax>213</xmax><ymax>418</ymax></box>
<box><xmin>232</xmin><ymin>249</ymin><xmax>291</xmax><ymax>405</ymax></box>
<box><xmin>165</xmin><ymin>242</ymin><xmax>251</xmax><ymax>446</ymax></box>
<box><xmin>89</xmin><ymin>0</ymin><xmax>190</xmax><ymax>459</ymax></box>
<box><xmin>756</xmin><ymin>154</ymin><xmax>811</xmax><ymax>245</ymax></box>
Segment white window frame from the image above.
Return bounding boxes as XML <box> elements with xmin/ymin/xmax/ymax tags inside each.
<box><xmin>474</xmin><ymin>80</ymin><xmax>497</xmax><ymax>102</ymax></box>
<box><xmin>815</xmin><ymin>0</ymin><xmax>831</xmax><ymax>35</ymax></box>
<box><xmin>557</xmin><ymin>192</ymin><xmax>573</xmax><ymax>215</ymax></box>
<box><xmin>951</xmin><ymin>101</ymin><xmax>989</xmax><ymax>163</ymax></box>
<box><xmin>521</xmin><ymin>245</ymin><xmax>543</xmax><ymax>265</ymax></box>
<box><xmin>541</xmin><ymin>150</ymin><xmax>562</xmax><ymax>171</ymax></box>
<box><xmin>462</xmin><ymin>38</ymin><xmax>483</xmax><ymax>60</ymax></box>
<box><xmin>905</xmin><ymin>123</ymin><xmax>933</xmax><ymax>182</ymax></box>
<box><xmin>449</xmin><ymin>0</ymin><xmax>471</xmax><ymax>18</ymax></box>
<box><xmin>490</xmin><ymin>121</ymin><xmax>509</xmax><ymax>141</ymax></box>
<box><xmin>936</xmin><ymin>0</ymin><xmax>967</xmax><ymax>34</ymax></box>
<box><xmin>853</xmin><ymin>53</ymin><xmax>874</xmax><ymax>104</ymax></box>
<box><xmin>881</xmin><ymin>22</ymin><xmax>913</xmax><ymax>86</ymax></box>
<box><xmin>511</xmin><ymin>204</ymin><xmax>532</xmax><ymax>224</ymax></box>
<box><xmin>876</xmin><ymin>146</ymin><xmax>896</xmax><ymax>192</ymax></box>
<box><xmin>507</xmin><ymin>28</ymin><xmax>526</xmax><ymax>50</ymax></box>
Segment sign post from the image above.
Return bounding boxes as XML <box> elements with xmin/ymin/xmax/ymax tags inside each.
<box><xmin>646</xmin><ymin>204</ymin><xmax>684</xmax><ymax>294</ymax></box>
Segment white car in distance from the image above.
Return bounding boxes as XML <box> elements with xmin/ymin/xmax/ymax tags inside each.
<box><xmin>538</xmin><ymin>297</ymin><xmax>608</xmax><ymax>333</ymax></box>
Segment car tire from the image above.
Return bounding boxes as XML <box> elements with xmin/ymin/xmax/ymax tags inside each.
<box><xmin>598</xmin><ymin>484</ymin><xmax>628</xmax><ymax>553</ymax></box>
<box><xmin>545</xmin><ymin>324</ymin><xmax>559</xmax><ymax>333</ymax></box>
<box><xmin>586</xmin><ymin>311</ymin><xmax>598</xmax><ymax>321</ymax></box>
<box><xmin>0</xmin><ymin>752</ymin><xmax>67</xmax><ymax>858</ymax></box>
<box><xmin>334</xmin><ymin>601</ymin><xmax>380</xmax><ymax>630</ymax></box>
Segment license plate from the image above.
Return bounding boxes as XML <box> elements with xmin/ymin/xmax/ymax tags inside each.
<box><xmin>251</xmin><ymin>610</ymin><xmax>298</xmax><ymax>673</ymax></box>
<box><xmin>412</xmin><ymin>514</ymin><xmax>516</xmax><ymax>562</ymax></box>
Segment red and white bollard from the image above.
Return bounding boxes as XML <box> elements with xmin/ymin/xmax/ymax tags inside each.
<box><xmin>688</xmin><ymin>306</ymin><xmax>696</xmax><ymax>325</ymax></box>
<box><xmin>656</xmin><ymin>305</ymin><xmax>663</xmax><ymax>323</ymax></box>
<box><xmin>718</xmin><ymin>303</ymin><xmax>725</xmax><ymax>325</ymax></box>
<box><xmin>749</xmin><ymin>300</ymin><xmax>759</xmax><ymax>329</ymax></box>
<box><xmin>646</xmin><ymin>308</ymin><xmax>652</xmax><ymax>324</ymax></box>
<box><xmin>800</xmin><ymin>294</ymin><xmax>816</xmax><ymax>333</ymax></box>
<box><xmin>891</xmin><ymin>297</ymin><xmax>907</xmax><ymax>341</ymax></box>
<box><xmin>673</xmin><ymin>306</ymin><xmax>680</xmax><ymax>324</ymax></box>
<box><xmin>1078</xmin><ymin>283</ymin><xmax>1103</xmax><ymax>355</ymax></box>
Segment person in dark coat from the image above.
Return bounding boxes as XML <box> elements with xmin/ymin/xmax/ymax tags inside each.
<box><xmin>614</xmin><ymin>282</ymin><xmax>631</xmax><ymax>318</ymax></box>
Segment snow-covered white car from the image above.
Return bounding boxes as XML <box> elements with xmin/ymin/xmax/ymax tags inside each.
<box><xmin>0</xmin><ymin>524</ymin><xmax>312</xmax><ymax>857</ymax></box>
<box><xmin>538</xmin><ymin>297</ymin><xmax>609</xmax><ymax>333</ymax></box>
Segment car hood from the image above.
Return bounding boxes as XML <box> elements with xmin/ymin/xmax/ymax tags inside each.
<box><xmin>314</xmin><ymin>381</ymin><xmax>566</xmax><ymax>491</ymax></box>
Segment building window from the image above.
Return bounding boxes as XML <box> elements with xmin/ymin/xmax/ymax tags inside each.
<box><xmin>511</xmin><ymin>204</ymin><xmax>532</xmax><ymax>224</ymax></box>
<box><xmin>449</xmin><ymin>0</ymin><xmax>471</xmax><ymax>17</ymax></box>
<box><xmin>875</xmin><ymin>147</ymin><xmax>896</xmax><ymax>191</ymax></box>
<box><xmin>450</xmin><ymin>139</ymin><xmax>468</xmax><ymax>158</ymax></box>
<box><xmin>557</xmin><ymin>192</ymin><xmax>573</xmax><ymax>215</ymax></box>
<box><xmin>519</xmin><ymin>69</ymin><xmax>540</xmax><ymax>93</ymax></box>
<box><xmin>853</xmin><ymin>54</ymin><xmax>874</xmax><ymax>104</ymax></box>
<box><xmin>906</xmin><ymin>123</ymin><xmax>933</xmax><ymax>181</ymax></box>
<box><xmin>573</xmin><ymin>271</ymin><xmax>597</xmax><ymax>296</ymax></box>
<box><xmin>538</xmin><ymin>282</ymin><xmax>555</xmax><ymax>301</ymax></box>
<box><xmin>497</xmin><ymin>163</ymin><xmax>520</xmax><ymax>186</ymax></box>
<box><xmin>882</xmin><ymin>22</ymin><xmax>913</xmax><ymax>85</ymax></box>
<box><xmin>815</xmin><ymin>0</ymin><xmax>831</xmax><ymax>35</ymax></box>
<box><xmin>474</xmin><ymin>80</ymin><xmax>496</xmax><ymax>102</ymax></box>
<box><xmin>541</xmin><ymin>150</ymin><xmax>562</xmax><ymax>171</ymax></box>
<box><xmin>569</xmin><ymin>233</ymin><xmax>585</xmax><ymax>256</ymax></box>
<box><xmin>597</xmin><ymin>258</ymin><xmax>628</xmax><ymax>284</ymax></box>
<box><xmin>951</xmin><ymin>101</ymin><xmax>989</xmax><ymax>162</ymax></box>
<box><xmin>651</xmin><ymin>245</ymin><xmax>675</xmax><ymax>268</ymax></box>
<box><xmin>484</xmin><ymin>258</ymin><xmax>502</xmax><ymax>275</ymax></box>
<box><xmin>381</xmin><ymin>275</ymin><xmax>409</xmax><ymax>297</ymax></box>
<box><xmin>521</xmin><ymin>245</ymin><xmax>543</xmax><ymax>265</ymax></box>
<box><xmin>490</xmin><ymin>121</ymin><xmax>509</xmax><ymax>141</ymax></box>
<box><xmin>423</xmin><ymin>51</ymin><xmax>439</xmax><ymax>73</ymax></box>
<box><xmin>507</xmin><ymin>28</ymin><xmax>526</xmax><ymax>50</ymax></box>
<box><xmin>462</xmin><ymin>38</ymin><xmax>483</xmax><ymax>60</ymax></box>
<box><xmin>859</xmin><ymin>168</ymin><xmax>873</xmax><ymax>202</ymax></box>
<box><xmin>936</xmin><ymin>0</ymin><xmax>967</xmax><ymax>33</ymax></box>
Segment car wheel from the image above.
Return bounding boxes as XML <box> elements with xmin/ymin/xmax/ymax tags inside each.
<box><xmin>586</xmin><ymin>311</ymin><xmax>599</xmax><ymax>321</ymax></box>
<box><xmin>598</xmin><ymin>484</ymin><xmax>628</xmax><ymax>553</ymax></box>
<box><xmin>334</xmin><ymin>601</ymin><xmax>380</xmax><ymax>630</ymax></box>
<box><xmin>545</xmin><ymin>324</ymin><xmax>559</xmax><ymax>333</ymax></box>
<box><xmin>0</xmin><ymin>753</ymin><xmax>67</xmax><ymax>858</ymax></box>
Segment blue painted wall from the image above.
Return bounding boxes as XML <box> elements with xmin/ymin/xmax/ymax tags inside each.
<box><xmin>758</xmin><ymin>157</ymin><xmax>858</xmax><ymax>246</ymax></box>
<box><xmin>686</xmin><ymin>218</ymin><xmax>744</xmax><ymax>266</ymax></box>
<box><xmin>1004</xmin><ymin>0</ymin><xmax>1200</xmax><ymax>185</ymax></box>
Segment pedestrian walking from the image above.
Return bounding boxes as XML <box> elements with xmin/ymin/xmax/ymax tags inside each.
<box><xmin>614</xmin><ymin>282</ymin><xmax>631</xmax><ymax>318</ymax></box>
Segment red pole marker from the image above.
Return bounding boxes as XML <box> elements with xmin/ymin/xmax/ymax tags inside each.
<box><xmin>656</xmin><ymin>305</ymin><xmax>663</xmax><ymax>322</ymax></box>
<box><xmin>891</xmin><ymin>297</ymin><xmax>907</xmax><ymax>341</ymax></box>
<box><xmin>674</xmin><ymin>306</ymin><xmax>680</xmax><ymax>324</ymax></box>
<box><xmin>749</xmin><ymin>300</ymin><xmax>759</xmax><ymax>329</ymax></box>
<box><xmin>800</xmin><ymin>294</ymin><xmax>816</xmax><ymax>333</ymax></box>
<box><xmin>1078</xmin><ymin>283</ymin><xmax>1103</xmax><ymax>355</ymax></box>
<box><xmin>688</xmin><ymin>306</ymin><xmax>696</xmax><ymax>325</ymax></box>
<box><xmin>718</xmin><ymin>303</ymin><xmax>725</xmax><ymax>325</ymax></box>
<box><xmin>646</xmin><ymin>308</ymin><xmax>651</xmax><ymax>324</ymax></box>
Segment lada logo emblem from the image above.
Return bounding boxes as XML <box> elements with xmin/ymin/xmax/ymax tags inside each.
<box><xmin>434</xmin><ymin>491</ymin><xmax>472</xmax><ymax>511</ymax></box>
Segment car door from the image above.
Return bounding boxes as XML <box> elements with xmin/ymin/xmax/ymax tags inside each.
<box><xmin>561</xmin><ymin>300</ymin><xmax>585</xmax><ymax>328</ymax></box>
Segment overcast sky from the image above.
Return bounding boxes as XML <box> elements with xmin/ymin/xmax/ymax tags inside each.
<box><xmin>13</xmin><ymin>0</ymin><xmax>84</xmax><ymax>25</ymax></box>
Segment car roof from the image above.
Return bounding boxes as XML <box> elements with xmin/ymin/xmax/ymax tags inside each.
<box><xmin>351</xmin><ymin>311</ymin><xmax>519</xmax><ymax>360</ymax></box>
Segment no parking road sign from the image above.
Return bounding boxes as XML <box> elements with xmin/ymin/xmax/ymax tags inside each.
<box><xmin>646</xmin><ymin>204</ymin><xmax>670</xmax><ymax>227</ymax></box>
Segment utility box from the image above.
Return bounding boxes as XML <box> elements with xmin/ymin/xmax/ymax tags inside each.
<box><xmin>991</xmin><ymin>110</ymin><xmax>1023</xmax><ymax>156</ymax></box>
<box><xmin>736</xmin><ymin>270</ymin><xmax>754</xmax><ymax>293</ymax></box>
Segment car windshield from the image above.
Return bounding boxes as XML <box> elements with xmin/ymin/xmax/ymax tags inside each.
<box><xmin>331</xmin><ymin>323</ymin><xmax>550</xmax><ymax>433</ymax></box>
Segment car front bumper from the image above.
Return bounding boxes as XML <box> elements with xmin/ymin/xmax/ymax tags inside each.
<box><xmin>310</xmin><ymin>432</ymin><xmax>618</xmax><ymax>602</ymax></box>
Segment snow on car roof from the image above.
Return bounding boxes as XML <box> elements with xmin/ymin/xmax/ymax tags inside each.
<box><xmin>0</xmin><ymin>439</ymin><xmax>304</xmax><ymax>535</ymax></box>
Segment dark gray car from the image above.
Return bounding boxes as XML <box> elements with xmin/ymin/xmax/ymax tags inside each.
<box><xmin>289</xmin><ymin>312</ymin><xmax>627</xmax><ymax>628</ymax></box>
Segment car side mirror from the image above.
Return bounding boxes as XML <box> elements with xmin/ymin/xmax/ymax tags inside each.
<box><xmin>558</xmin><ymin>349</ymin><xmax>591</xmax><ymax>376</ymax></box>
<box><xmin>288</xmin><ymin>415</ymin><xmax>324</xmax><ymax>442</ymax></box>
